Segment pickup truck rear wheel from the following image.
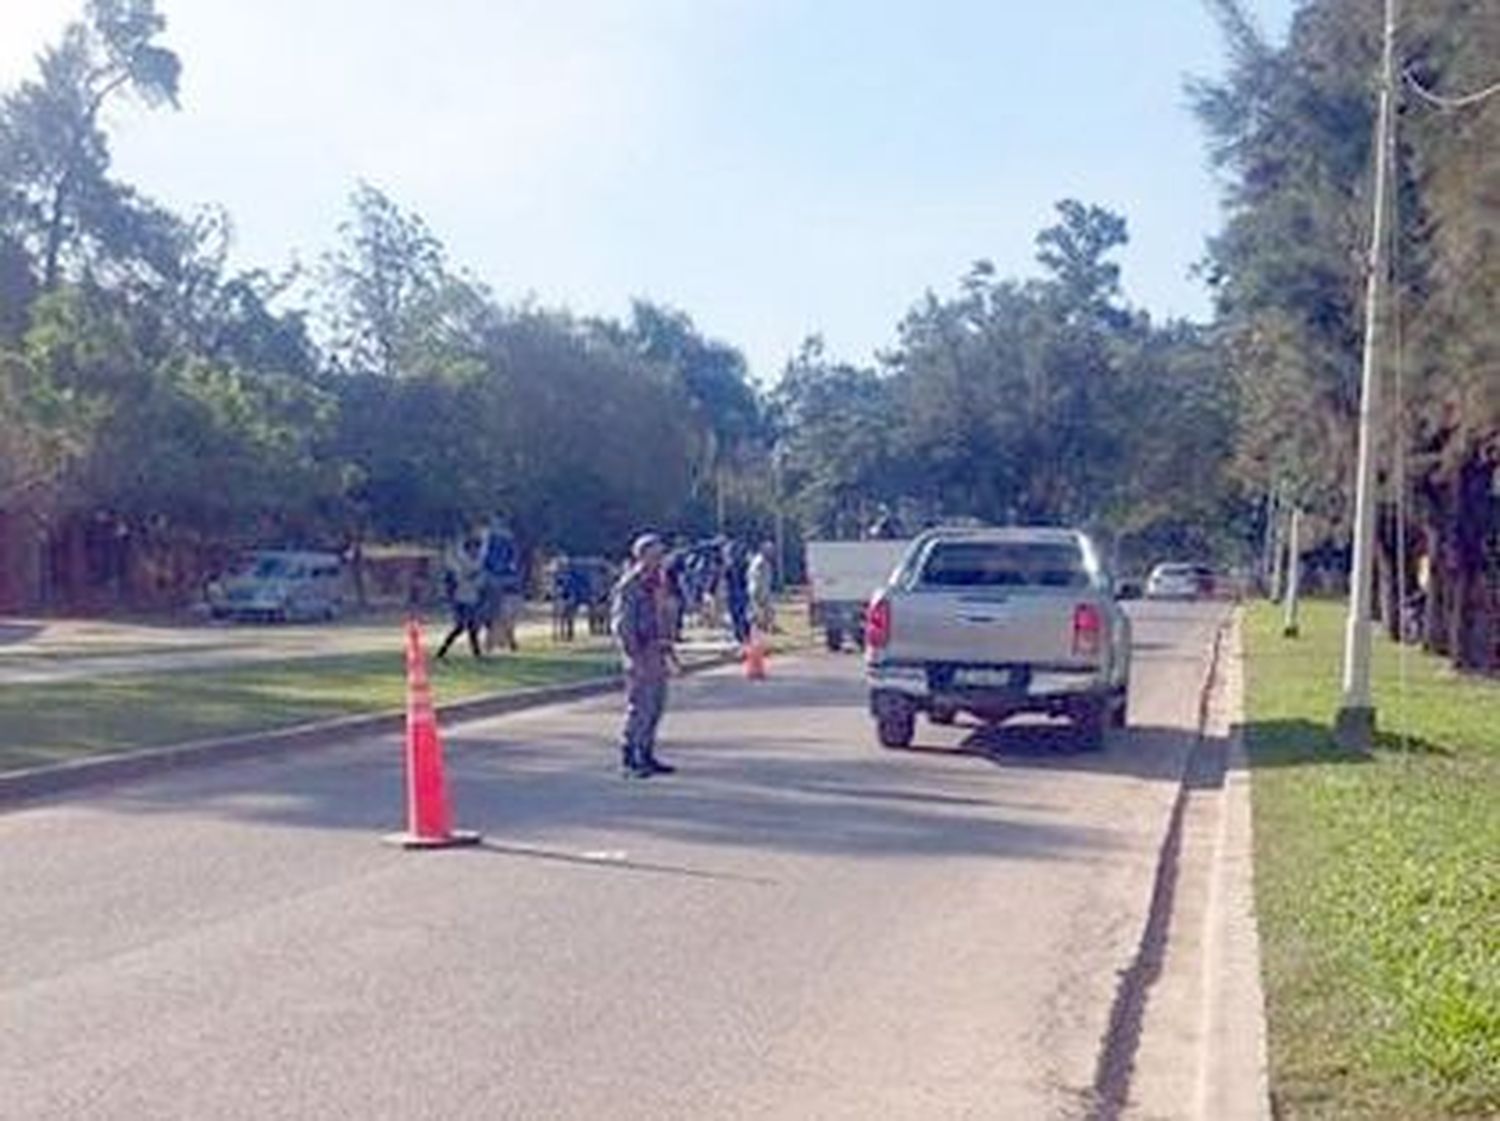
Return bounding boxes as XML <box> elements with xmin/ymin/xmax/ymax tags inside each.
<box><xmin>1073</xmin><ymin>699</ymin><xmax>1108</xmax><ymax>752</ymax></box>
<box><xmin>876</xmin><ymin>706</ymin><xmax>916</xmax><ymax>749</ymax></box>
<box><xmin>825</xmin><ymin>626</ymin><xmax>844</xmax><ymax>652</ymax></box>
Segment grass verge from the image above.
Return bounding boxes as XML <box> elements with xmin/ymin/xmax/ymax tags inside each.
<box><xmin>0</xmin><ymin>642</ymin><xmax>617</xmax><ymax>774</ymax></box>
<box><xmin>1244</xmin><ymin>600</ymin><xmax>1499</xmax><ymax>1119</ymax></box>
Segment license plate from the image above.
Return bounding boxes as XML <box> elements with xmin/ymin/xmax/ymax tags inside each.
<box><xmin>954</xmin><ymin>668</ymin><xmax>1015</xmax><ymax>688</ymax></box>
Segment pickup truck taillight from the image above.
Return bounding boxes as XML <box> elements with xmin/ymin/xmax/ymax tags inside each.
<box><xmin>1073</xmin><ymin>603</ymin><xmax>1103</xmax><ymax>658</ymax></box>
<box><xmin>866</xmin><ymin>596</ymin><xmax>892</xmax><ymax>650</ymax></box>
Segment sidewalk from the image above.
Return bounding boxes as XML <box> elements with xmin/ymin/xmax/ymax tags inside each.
<box><xmin>0</xmin><ymin>610</ymin><xmax>560</xmax><ymax>685</ymax></box>
<box><xmin>1113</xmin><ymin>611</ymin><xmax>1272</xmax><ymax>1120</ymax></box>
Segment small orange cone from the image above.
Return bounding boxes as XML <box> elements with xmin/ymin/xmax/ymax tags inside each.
<box><xmin>384</xmin><ymin>618</ymin><xmax>481</xmax><ymax>849</ymax></box>
<box><xmin>744</xmin><ymin>629</ymin><xmax>768</xmax><ymax>681</ymax></box>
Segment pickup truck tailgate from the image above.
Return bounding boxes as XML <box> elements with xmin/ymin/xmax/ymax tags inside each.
<box><xmin>889</xmin><ymin>589</ymin><xmax>1098</xmax><ymax>668</ymax></box>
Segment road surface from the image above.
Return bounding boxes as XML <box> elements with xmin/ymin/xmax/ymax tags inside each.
<box><xmin>0</xmin><ymin>601</ymin><xmax>1227</xmax><ymax>1120</ymax></box>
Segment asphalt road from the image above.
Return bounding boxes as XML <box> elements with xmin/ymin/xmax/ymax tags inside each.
<box><xmin>0</xmin><ymin>601</ymin><xmax>1226</xmax><ymax>1120</ymax></box>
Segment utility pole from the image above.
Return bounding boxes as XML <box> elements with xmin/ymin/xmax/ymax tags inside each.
<box><xmin>1283</xmin><ymin>505</ymin><xmax>1302</xmax><ymax>638</ymax></box>
<box><xmin>1336</xmin><ymin>0</ymin><xmax>1398</xmax><ymax>750</ymax></box>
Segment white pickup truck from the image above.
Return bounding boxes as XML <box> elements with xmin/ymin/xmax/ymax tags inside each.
<box><xmin>805</xmin><ymin>539</ymin><xmax>912</xmax><ymax>651</ymax></box>
<box><xmin>864</xmin><ymin>527</ymin><xmax>1132</xmax><ymax>750</ymax></box>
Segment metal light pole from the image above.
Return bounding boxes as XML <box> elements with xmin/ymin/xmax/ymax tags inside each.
<box><xmin>1336</xmin><ymin>0</ymin><xmax>1398</xmax><ymax>750</ymax></box>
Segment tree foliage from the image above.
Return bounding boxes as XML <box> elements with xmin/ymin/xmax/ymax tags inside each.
<box><xmin>1194</xmin><ymin>0</ymin><xmax>1499</xmax><ymax>668</ymax></box>
<box><xmin>772</xmin><ymin>201</ymin><xmax>1245</xmax><ymax>567</ymax></box>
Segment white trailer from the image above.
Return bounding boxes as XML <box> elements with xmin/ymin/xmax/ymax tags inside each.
<box><xmin>804</xmin><ymin>539</ymin><xmax>911</xmax><ymax>651</ymax></box>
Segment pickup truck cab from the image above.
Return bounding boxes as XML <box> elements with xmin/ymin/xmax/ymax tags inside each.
<box><xmin>865</xmin><ymin>527</ymin><xmax>1131</xmax><ymax>750</ymax></box>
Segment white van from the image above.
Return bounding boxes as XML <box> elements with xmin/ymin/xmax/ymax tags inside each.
<box><xmin>206</xmin><ymin>550</ymin><xmax>347</xmax><ymax>622</ymax></box>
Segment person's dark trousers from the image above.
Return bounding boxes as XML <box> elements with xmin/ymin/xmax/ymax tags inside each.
<box><xmin>728</xmin><ymin>596</ymin><xmax>752</xmax><ymax>645</ymax></box>
<box><xmin>437</xmin><ymin>604</ymin><xmax>482</xmax><ymax>658</ymax></box>
<box><xmin>621</xmin><ymin>669</ymin><xmax>668</xmax><ymax>772</ymax></box>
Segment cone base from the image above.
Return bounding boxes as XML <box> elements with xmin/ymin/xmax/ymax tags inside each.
<box><xmin>382</xmin><ymin>829</ymin><xmax>483</xmax><ymax>850</ymax></box>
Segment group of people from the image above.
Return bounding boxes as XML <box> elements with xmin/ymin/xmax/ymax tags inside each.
<box><xmin>434</xmin><ymin>520</ymin><xmax>775</xmax><ymax>780</ymax></box>
<box><xmin>662</xmin><ymin>536</ymin><xmax>776</xmax><ymax>645</ymax></box>
<box><xmin>435</xmin><ymin>519</ymin><xmax>524</xmax><ymax>660</ymax></box>
<box><xmin>611</xmin><ymin>532</ymin><xmax>777</xmax><ymax>779</ymax></box>
<box><xmin>548</xmin><ymin>556</ymin><xmax>613</xmax><ymax>642</ymax></box>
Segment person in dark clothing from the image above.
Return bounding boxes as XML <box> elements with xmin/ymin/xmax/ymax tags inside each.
<box><xmin>551</xmin><ymin>557</ymin><xmax>578</xmax><ymax>642</ymax></box>
<box><xmin>663</xmin><ymin>548</ymin><xmax>691</xmax><ymax>641</ymax></box>
<box><xmin>436</xmin><ymin>535</ymin><xmax>485</xmax><ymax>660</ymax></box>
<box><xmin>611</xmin><ymin>533</ymin><xmax>677</xmax><ymax>778</ymax></box>
<box><xmin>723</xmin><ymin>540</ymin><xmax>752</xmax><ymax>645</ymax></box>
<box><xmin>866</xmin><ymin>504</ymin><xmax>904</xmax><ymax>540</ymax></box>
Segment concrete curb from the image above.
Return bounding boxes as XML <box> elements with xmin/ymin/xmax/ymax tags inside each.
<box><xmin>0</xmin><ymin>651</ymin><xmax>743</xmax><ymax>807</ymax></box>
<box><xmin>1196</xmin><ymin>611</ymin><xmax>1273</xmax><ymax>1121</ymax></box>
<box><xmin>1088</xmin><ymin>605</ymin><xmax>1274</xmax><ymax>1121</ymax></box>
<box><xmin>1087</xmin><ymin>611</ymin><xmax>1233</xmax><ymax>1121</ymax></box>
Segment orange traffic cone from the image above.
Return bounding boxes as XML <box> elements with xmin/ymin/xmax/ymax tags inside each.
<box><xmin>743</xmin><ymin>629</ymin><xmax>768</xmax><ymax>681</ymax></box>
<box><xmin>384</xmin><ymin>618</ymin><xmax>482</xmax><ymax>849</ymax></box>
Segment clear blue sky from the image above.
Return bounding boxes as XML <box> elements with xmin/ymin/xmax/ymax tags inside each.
<box><xmin>3</xmin><ymin>0</ymin><xmax>1297</xmax><ymax>380</ymax></box>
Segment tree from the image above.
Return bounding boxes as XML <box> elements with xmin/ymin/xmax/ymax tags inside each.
<box><xmin>769</xmin><ymin>201</ymin><xmax>1244</xmax><ymax>566</ymax></box>
<box><xmin>319</xmin><ymin>183</ymin><xmax>451</xmax><ymax>379</ymax></box>
<box><xmin>625</xmin><ymin>300</ymin><xmax>765</xmax><ymax>528</ymax></box>
<box><xmin>1195</xmin><ymin>0</ymin><xmax>1498</xmax><ymax>669</ymax></box>
<box><xmin>771</xmin><ymin>335</ymin><xmax>905</xmax><ymax>537</ymax></box>
<box><xmin>0</xmin><ymin>0</ymin><xmax>180</xmax><ymax>291</ymax></box>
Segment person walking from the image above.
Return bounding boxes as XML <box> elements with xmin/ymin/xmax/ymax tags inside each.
<box><xmin>663</xmin><ymin>546</ymin><xmax>692</xmax><ymax>642</ymax></box>
<box><xmin>611</xmin><ymin>533</ymin><xmax>677</xmax><ymax>778</ymax></box>
<box><xmin>723</xmin><ymin>540</ymin><xmax>752</xmax><ymax>646</ymax></box>
<box><xmin>479</xmin><ymin>518</ymin><xmax>523</xmax><ymax>653</ymax></box>
<box><xmin>748</xmin><ymin>540</ymin><xmax>775</xmax><ymax>634</ymax></box>
<box><xmin>551</xmin><ymin>555</ymin><xmax>586</xmax><ymax>642</ymax></box>
<box><xmin>436</xmin><ymin>533</ymin><xmax>485</xmax><ymax>660</ymax></box>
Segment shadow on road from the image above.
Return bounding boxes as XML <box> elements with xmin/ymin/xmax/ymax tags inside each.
<box><xmin>55</xmin><ymin>639</ymin><xmax>1207</xmax><ymax>865</ymax></box>
<box><xmin>85</xmin><ymin>721</ymin><xmax>1137</xmax><ymax>865</ymax></box>
<box><xmin>868</xmin><ymin>720</ymin><xmax>1196</xmax><ymax>785</ymax></box>
<box><xmin>0</xmin><ymin>621</ymin><xmax>45</xmax><ymax>647</ymax></box>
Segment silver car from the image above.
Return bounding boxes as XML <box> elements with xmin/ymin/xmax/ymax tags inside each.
<box><xmin>206</xmin><ymin>551</ymin><xmax>347</xmax><ymax>622</ymax></box>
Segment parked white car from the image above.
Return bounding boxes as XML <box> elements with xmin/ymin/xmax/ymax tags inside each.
<box><xmin>865</xmin><ymin>527</ymin><xmax>1132</xmax><ymax>750</ymax></box>
<box><xmin>206</xmin><ymin>550</ymin><xmax>347</xmax><ymax>622</ymax></box>
<box><xmin>1145</xmin><ymin>562</ymin><xmax>1215</xmax><ymax>600</ymax></box>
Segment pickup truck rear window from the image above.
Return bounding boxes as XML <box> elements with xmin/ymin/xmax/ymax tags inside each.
<box><xmin>918</xmin><ymin>541</ymin><xmax>1089</xmax><ymax>589</ymax></box>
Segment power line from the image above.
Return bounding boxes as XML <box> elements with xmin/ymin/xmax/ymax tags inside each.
<box><xmin>1403</xmin><ymin>66</ymin><xmax>1500</xmax><ymax>109</ymax></box>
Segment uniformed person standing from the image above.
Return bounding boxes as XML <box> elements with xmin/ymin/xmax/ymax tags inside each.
<box><xmin>611</xmin><ymin>533</ymin><xmax>678</xmax><ymax>778</ymax></box>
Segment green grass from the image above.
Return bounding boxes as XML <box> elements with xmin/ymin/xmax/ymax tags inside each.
<box><xmin>0</xmin><ymin>643</ymin><xmax>617</xmax><ymax>774</ymax></box>
<box><xmin>1244</xmin><ymin>600</ymin><xmax>1500</xmax><ymax>1119</ymax></box>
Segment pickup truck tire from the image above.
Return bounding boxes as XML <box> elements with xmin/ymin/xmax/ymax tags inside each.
<box><xmin>1110</xmin><ymin>684</ymin><xmax>1129</xmax><ymax>729</ymax></box>
<box><xmin>825</xmin><ymin>626</ymin><xmax>844</xmax><ymax>652</ymax></box>
<box><xmin>876</xmin><ymin>706</ymin><xmax>916</xmax><ymax>749</ymax></box>
<box><xmin>1072</xmin><ymin>698</ymin><xmax>1109</xmax><ymax>752</ymax></box>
